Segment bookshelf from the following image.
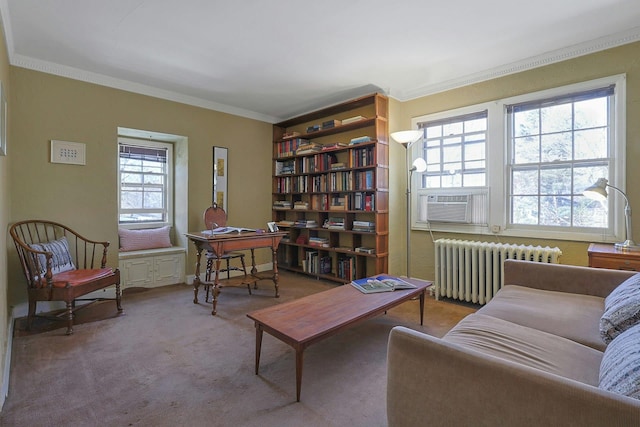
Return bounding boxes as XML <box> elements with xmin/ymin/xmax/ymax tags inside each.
<box><xmin>272</xmin><ymin>93</ymin><xmax>389</xmax><ymax>283</ymax></box>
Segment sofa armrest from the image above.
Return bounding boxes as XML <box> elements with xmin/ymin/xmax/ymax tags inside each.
<box><xmin>387</xmin><ymin>326</ymin><xmax>640</xmax><ymax>427</ymax></box>
<box><xmin>503</xmin><ymin>259</ymin><xmax>635</xmax><ymax>298</ymax></box>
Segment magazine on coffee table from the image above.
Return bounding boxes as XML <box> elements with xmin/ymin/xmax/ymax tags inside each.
<box><xmin>350</xmin><ymin>275</ymin><xmax>417</xmax><ymax>294</ymax></box>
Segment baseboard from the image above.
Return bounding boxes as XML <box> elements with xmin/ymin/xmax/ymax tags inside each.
<box><xmin>1</xmin><ymin>308</ymin><xmax>16</xmax><ymax>411</ymax></box>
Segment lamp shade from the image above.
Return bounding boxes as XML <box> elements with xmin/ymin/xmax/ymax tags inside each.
<box><xmin>412</xmin><ymin>157</ymin><xmax>427</xmax><ymax>173</ymax></box>
<box><xmin>391</xmin><ymin>130</ymin><xmax>423</xmax><ymax>146</ymax></box>
<box><xmin>583</xmin><ymin>178</ymin><xmax>608</xmax><ymax>201</ymax></box>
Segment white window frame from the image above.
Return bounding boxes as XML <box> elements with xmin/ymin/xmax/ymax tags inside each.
<box><xmin>118</xmin><ymin>137</ymin><xmax>174</xmax><ymax>229</ymax></box>
<box><xmin>411</xmin><ymin>74</ymin><xmax>626</xmax><ymax>243</ymax></box>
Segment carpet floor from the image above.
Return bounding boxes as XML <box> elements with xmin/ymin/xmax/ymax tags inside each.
<box><xmin>0</xmin><ymin>271</ymin><xmax>476</xmax><ymax>427</ymax></box>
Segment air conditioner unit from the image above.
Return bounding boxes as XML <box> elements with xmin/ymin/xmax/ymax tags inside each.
<box><xmin>426</xmin><ymin>194</ymin><xmax>472</xmax><ymax>223</ymax></box>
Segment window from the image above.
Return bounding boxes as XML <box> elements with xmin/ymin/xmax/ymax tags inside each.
<box><xmin>118</xmin><ymin>138</ymin><xmax>173</xmax><ymax>227</ymax></box>
<box><xmin>411</xmin><ymin>74</ymin><xmax>626</xmax><ymax>243</ymax></box>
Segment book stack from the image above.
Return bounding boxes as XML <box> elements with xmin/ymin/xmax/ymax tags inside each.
<box><xmin>349</xmin><ymin>136</ymin><xmax>372</xmax><ymax>145</ymax></box>
<box><xmin>308</xmin><ymin>236</ymin><xmax>329</xmax><ymax>247</ymax></box>
<box><xmin>322</xmin><ymin>119</ymin><xmax>342</xmax><ymax>129</ymax></box>
<box><xmin>323</xmin><ymin>216</ymin><xmax>345</xmax><ymax>230</ymax></box>
<box><xmin>294</xmin><ymin>219</ymin><xmax>318</xmax><ymax>228</ymax></box>
<box><xmin>352</xmin><ymin>221</ymin><xmax>375</xmax><ymax>232</ymax></box>
<box><xmin>321</xmin><ymin>142</ymin><xmax>348</xmax><ymax>151</ymax></box>
<box><xmin>293</xmin><ymin>201</ymin><xmax>309</xmax><ymax>210</ymax></box>
<box><xmin>355</xmin><ymin>247</ymin><xmax>376</xmax><ymax>254</ymax></box>
<box><xmin>275</xmin><ymin>220</ymin><xmax>294</xmax><ymax>228</ymax></box>
<box><xmin>275</xmin><ymin>159</ymin><xmax>295</xmax><ymax>175</ymax></box>
<box><xmin>306</xmin><ymin>124</ymin><xmax>321</xmax><ymax>133</ymax></box>
<box><xmin>342</xmin><ymin>115</ymin><xmax>367</xmax><ymax>125</ymax></box>
<box><xmin>272</xmin><ymin>200</ymin><xmax>292</xmax><ymax>210</ymax></box>
<box><xmin>296</xmin><ymin>141</ymin><xmax>323</xmax><ymax>155</ymax></box>
<box><xmin>330</xmin><ymin>162</ymin><xmax>346</xmax><ymax>170</ymax></box>
<box><xmin>282</xmin><ymin>131</ymin><xmax>301</xmax><ymax>139</ymax></box>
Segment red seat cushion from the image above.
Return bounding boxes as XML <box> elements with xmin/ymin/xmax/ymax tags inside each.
<box><xmin>49</xmin><ymin>268</ymin><xmax>115</xmax><ymax>287</ymax></box>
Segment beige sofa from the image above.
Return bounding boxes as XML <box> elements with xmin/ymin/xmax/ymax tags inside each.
<box><xmin>387</xmin><ymin>259</ymin><xmax>640</xmax><ymax>426</ymax></box>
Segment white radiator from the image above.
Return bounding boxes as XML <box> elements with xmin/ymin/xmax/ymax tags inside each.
<box><xmin>434</xmin><ymin>239</ymin><xmax>562</xmax><ymax>305</ymax></box>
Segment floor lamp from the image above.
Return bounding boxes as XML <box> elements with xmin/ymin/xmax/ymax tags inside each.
<box><xmin>584</xmin><ymin>178</ymin><xmax>640</xmax><ymax>252</ymax></box>
<box><xmin>391</xmin><ymin>130</ymin><xmax>427</xmax><ymax>278</ymax></box>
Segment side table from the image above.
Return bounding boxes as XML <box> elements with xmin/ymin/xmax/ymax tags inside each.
<box><xmin>588</xmin><ymin>243</ymin><xmax>640</xmax><ymax>271</ymax></box>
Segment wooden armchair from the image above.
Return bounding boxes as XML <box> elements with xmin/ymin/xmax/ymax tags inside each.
<box><xmin>10</xmin><ymin>220</ymin><xmax>123</xmax><ymax>335</ymax></box>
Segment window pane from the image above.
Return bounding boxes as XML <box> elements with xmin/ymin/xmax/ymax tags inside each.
<box><xmin>442</xmin><ymin>122</ymin><xmax>462</xmax><ymax>136</ymax></box>
<box><xmin>540</xmin><ymin>195</ymin><xmax>571</xmax><ymax>226</ymax></box>
<box><xmin>541</xmin><ymin>103</ymin><xmax>572</xmax><ymax>133</ymax></box>
<box><xmin>540</xmin><ymin>167</ymin><xmax>571</xmax><ymax>194</ymax></box>
<box><xmin>464</xmin><ymin>142</ymin><xmax>484</xmax><ymax>160</ymax></box>
<box><xmin>573</xmin><ymin>165</ymin><xmax>608</xmax><ymax>195</ymax></box>
<box><xmin>513</xmin><ymin>110</ymin><xmax>539</xmax><ymax>137</ymax></box>
<box><xmin>512</xmin><ymin>170</ymin><xmax>538</xmax><ymax>195</ymax></box>
<box><xmin>573</xmin><ymin>195</ymin><xmax>607</xmax><ymax>228</ymax></box>
<box><xmin>513</xmin><ymin>136</ymin><xmax>540</xmax><ymax>164</ymax></box>
<box><xmin>541</xmin><ymin>132</ymin><xmax>571</xmax><ymax>162</ymax></box>
<box><xmin>512</xmin><ymin>196</ymin><xmax>538</xmax><ymax>224</ymax></box>
<box><xmin>575</xmin><ymin>97</ymin><xmax>607</xmax><ymax>130</ymax></box>
<box><xmin>465</xmin><ymin>118</ymin><xmax>486</xmax><ymax>132</ymax></box>
<box><xmin>463</xmin><ymin>172</ymin><xmax>485</xmax><ymax>187</ymax></box>
<box><xmin>575</xmin><ymin>128</ymin><xmax>607</xmax><ymax>159</ymax></box>
<box><xmin>443</xmin><ymin>146</ymin><xmax>461</xmax><ymax>164</ymax></box>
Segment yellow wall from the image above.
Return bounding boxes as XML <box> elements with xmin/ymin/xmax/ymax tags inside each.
<box><xmin>394</xmin><ymin>41</ymin><xmax>640</xmax><ymax>280</ymax></box>
<box><xmin>7</xmin><ymin>68</ymin><xmax>273</xmax><ymax>306</ymax></box>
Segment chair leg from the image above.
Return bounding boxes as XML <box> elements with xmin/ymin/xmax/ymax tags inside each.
<box><xmin>65</xmin><ymin>301</ymin><xmax>74</xmax><ymax>335</ymax></box>
<box><xmin>226</xmin><ymin>259</ymin><xmax>231</xmax><ymax>280</ymax></box>
<box><xmin>115</xmin><ymin>282</ymin><xmax>123</xmax><ymax>313</ymax></box>
<box><xmin>240</xmin><ymin>256</ymin><xmax>252</xmax><ymax>295</ymax></box>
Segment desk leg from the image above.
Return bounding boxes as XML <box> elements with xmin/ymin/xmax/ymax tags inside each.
<box><xmin>272</xmin><ymin>247</ymin><xmax>280</xmax><ymax>298</ymax></box>
<box><xmin>419</xmin><ymin>290</ymin><xmax>425</xmax><ymax>326</ymax></box>
<box><xmin>295</xmin><ymin>347</ymin><xmax>304</xmax><ymax>402</ymax></box>
<box><xmin>192</xmin><ymin>245</ymin><xmax>203</xmax><ymax>304</ymax></box>
<box><xmin>254</xmin><ymin>323</ymin><xmax>263</xmax><ymax>375</ymax></box>
<box><xmin>211</xmin><ymin>257</ymin><xmax>221</xmax><ymax>316</ymax></box>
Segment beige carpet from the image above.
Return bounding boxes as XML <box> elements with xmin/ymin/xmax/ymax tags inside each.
<box><xmin>0</xmin><ymin>272</ymin><xmax>476</xmax><ymax>427</ymax></box>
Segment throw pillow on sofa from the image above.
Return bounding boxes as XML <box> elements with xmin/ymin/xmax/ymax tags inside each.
<box><xmin>600</xmin><ymin>322</ymin><xmax>640</xmax><ymax>399</ymax></box>
<box><xmin>29</xmin><ymin>236</ymin><xmax>76</xmax><ymax>275</ymax></box>
<box><xmin>119</xmin><ymin>226</ymin><xmax>172</xmax><ymax>252</ymax></box>
<box><xmin>600</xmin><ymin>273</ymin><xmax>640</xmax><ymax>344</ymax></box>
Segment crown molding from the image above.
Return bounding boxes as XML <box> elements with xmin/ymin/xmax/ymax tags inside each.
<box><xmin>9</xmin><ymin>54</ymin><xmax>280</xmax><ymax>124</ymax></box>
<box><xmin>392</xmin><ymin>26</ymin><xmax>640</xmax><ymax>102</ymax></box>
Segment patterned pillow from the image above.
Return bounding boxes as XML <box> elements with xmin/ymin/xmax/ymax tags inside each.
<box><xmin>600</xmin><ymin>273</ymin><xmax>640</xmax><ymax>344</ymax></box>
<box><xmin>119</xmin><ymin>226</ymin><xmax>172</xmax><ymax>251</ymax></box>
<box><xmin>600</xmin><ymin>323</ymin><xmax>640</xmax><ymax>399</ymax></box>
<box><xmin>29</xmin><ymin>236</ymin><xmax>76</xmax><ymax>275</ymax></box>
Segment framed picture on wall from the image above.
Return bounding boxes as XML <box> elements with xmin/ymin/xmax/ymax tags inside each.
<box><xmin>213</xmin><ymin>146</ymin><xmax>228</xmax><ymax>211</ymax></box>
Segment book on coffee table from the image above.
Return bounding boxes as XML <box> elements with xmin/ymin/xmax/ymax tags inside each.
<box><xmin>351</xmin><ymin>275</ymin><xmax>417</xmax><ymax>294</ymax></box>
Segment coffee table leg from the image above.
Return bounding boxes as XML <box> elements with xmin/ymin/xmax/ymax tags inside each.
<box><xmin>295</xmin><ymin>347</ymin><xmax>303</xmax><ymax>402</ymax></box>
<box><xmin>255</xmin><ymin>324</ymin><xmax>263</xmax><ymax>375</ymax></box>
<box><xmin>419</xmin><ymin>290</ymin><xmax>425</xmax><ymax>325</ymax></box>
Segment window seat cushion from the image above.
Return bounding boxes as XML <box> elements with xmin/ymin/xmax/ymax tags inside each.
<box><xmin>118</xmin><ymin>226</ymin><xmax>172</xmax><ymax>252</ymax></box>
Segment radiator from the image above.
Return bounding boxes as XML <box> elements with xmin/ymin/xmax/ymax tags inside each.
<box><xmin>434</xmin><ymin>239</ymin><xmax>562</xmax><ymax>305</ymax></box>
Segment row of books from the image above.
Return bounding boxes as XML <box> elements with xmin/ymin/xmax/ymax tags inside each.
<box><xmin>273</xmin><ymin>193</ymin><xmax>376</xmax><ymax>213</ymax></box>
<box><xmin>294</xmin><ymin>219</ymin><xmax>318</xmax><ymax>228</ymax></box>
<box><xmin>274</xmin><ymin>137</ymin><xmax>309</xmax><ymax>158</ymax></box>
<box><xmin>337</xmin><ymin>256</ymin><xmax>355</xmax><ymax>281</ymax></box>
<box><xmin>302</xmin><ymin>251</ymin><xmax>332</xmax><ymax>275</ymax></box>
<box><xmin>353</xmin><ymin>220</ymin><xmax>375</xmax><ymax>232</ymax></box>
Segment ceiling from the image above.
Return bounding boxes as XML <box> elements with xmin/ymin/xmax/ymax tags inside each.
<box><xmin>2</xmin><ymin>0</ymin><xmax>640</xmax><ymax>123</ymax></box>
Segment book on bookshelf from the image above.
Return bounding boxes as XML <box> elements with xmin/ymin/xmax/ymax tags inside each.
<box><xmin>355</xmin><ymin>246</ymin><xmax>375</xmax><ymax>254</ymax></box>
<box><xmin>349</xmin><ymin>136</ymin><xmax>372</xmax><ymax>145</ymax></box>
<box><xmin>321</xmin><ymin>142</ymin><xmax>348</xmax><ymax>151</ymax></box>
<box><xmin>306</xmin><ymin>124</ymin><xmax>321</xmax><ymax>133</ymax></box>
<box><xmin>322</xmin><ymin>119</ymin><xmax>342</xmax><ymax>129</ymax></box>
<box><xmin>342</xmin><ymin>115</ymin><xmax>367</xmax><ymax>125</ymax></box>
<box><xmin>351</xmin><ymin>275</ymin><xmax>417</xmax><ymax>294</ymax></box>
<box><xmin>282</xmin><ymin>131</ymin><xmax>301</xmax><ymax>139</ymax></box>
<box><xmin>294</xmin><ymin>201</ymin><xmax>310</xmax><ymax>210</ymax></box>
<box><xmin>272</xmin><ymin>200</ymin><xmax>292</xmax><ymax>209</ymax></box>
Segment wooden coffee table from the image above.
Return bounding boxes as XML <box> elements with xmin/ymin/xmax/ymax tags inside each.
<box><xmin>246</xmin><ymin>277</ymin><xmax>431</xmax><ymax>401</ymax></box>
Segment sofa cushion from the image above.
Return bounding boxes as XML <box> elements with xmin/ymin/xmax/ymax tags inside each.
<box><xmin>29</xmin><ymin>236</ymin><xmax>76</xmax><ymax>275</ymax></box>
<box><xmin>119</xmin><ymin>226</ymin><xmax>172</xmax><ymax>252</ymax></box>
<box><xmin>600</xmin><ymin>323</ymin><xmax>640</xmax><ymax>399</ymax></box>
<box><xmin>600</xmin><ymin>273</ymin><xmax>640</xmax><ymax>344</ymax></box>
<box><xmin>477</xmin><ymin>285</ymin><xmax>606</xmax><ymax>351</ymax></box>
<box><xmin>444</xmin><ymin>313</ymin><xmax>603</xmax><ymax>386</ymax></box>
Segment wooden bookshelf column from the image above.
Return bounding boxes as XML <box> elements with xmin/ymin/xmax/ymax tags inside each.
<box><xmin>272</xmin><ymin>93</ymin><xmax>389</xmax><ymax>283</ymax></box>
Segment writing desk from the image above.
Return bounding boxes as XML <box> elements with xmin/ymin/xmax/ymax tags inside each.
<box><xmin>186</xmin><ymin>231</ymin><xmax>288</xmax><ymax>315</ymax></box>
